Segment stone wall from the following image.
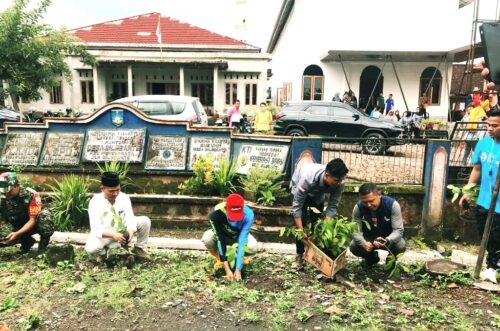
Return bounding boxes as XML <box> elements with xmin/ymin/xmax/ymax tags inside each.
<box><xmin>20</xmin><ymin>171</ymin><xmax>472</xmax><ymax>242</ymax></box>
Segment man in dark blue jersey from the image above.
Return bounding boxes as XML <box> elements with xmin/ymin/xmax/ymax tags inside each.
<box><xmin>350</xmin><ymin>183</ymin><xmax>406</xmax><ymax>266</ymax></box>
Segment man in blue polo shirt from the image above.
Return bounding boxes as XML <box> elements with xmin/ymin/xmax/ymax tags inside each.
<box><xmin>201</xmin><ymin>193</ymin><xmax>258</xmax><ymax>281</ymax></box>
<box><xmin>350</xmin><ymin>183</ymin><xmax>406</xmax><ymax>266</ymax></box>
<box><xmin>460</xmin><ymin>110</ymin><xmax>500</xmax><ymax>269</ymax></box>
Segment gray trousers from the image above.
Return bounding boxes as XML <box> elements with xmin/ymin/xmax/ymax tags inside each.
<box><xmin>85</xmin><ymin>216</ymin><xmax>151</xmax><ymax>255</ymax></box>
<box><xmin>349</xmin><ymin>237</ymin><xmax>406</xmax><ymax>260</ymax></box>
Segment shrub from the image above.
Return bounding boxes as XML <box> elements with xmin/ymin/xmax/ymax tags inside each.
<box><xmin>239</xmin><ymin>165</ymin><xmax>287</xmax><ymax>206</ymax></box>
<box><xmin>96</xmin><ymin>160</ymin><xmax>130</xmax><ymax>188</ymax></box>
<box><xmin>48</xmin><ymin>175</ymin><xmax>90</xmax><ymax>231</ymax></box>
<box><xmin>212</xmin><ymin>158</ymin><xmax>239</xmax><ymax>197</ymax></box>
<box><xmin>179</xmin><ymin>156</ymin><xmax>239</xmax><ymax>197</ymax></box>
<box><xmin>179</xmin><ymin>155</ymin><xmax>216</xmax><ymax>196</ymax></box>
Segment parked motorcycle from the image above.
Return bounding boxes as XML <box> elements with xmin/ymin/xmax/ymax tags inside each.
<box><xmin>22</xmin><ymin>108</ymin><xmax>43</xmax><ymax>123</ymax></box>
<box><xmin>235</xmin><ymin>114</ymin><xmax>254</xmax><ymax>134</ymax></box>
<box><xmin>215</xmin><ymin>114</ymin><xmax>254</xmax><ymax>134</ymax></box>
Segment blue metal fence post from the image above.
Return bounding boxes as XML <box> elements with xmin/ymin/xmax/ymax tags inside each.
<box><xmin>421</xmin><ymin>139</ymin><xmax>451</xmax><ymax>241</ymax></box>
<box><xmin>290</xmin><ymin>137</ymin><xmax>323</xmax><ymax>177</ymax></box>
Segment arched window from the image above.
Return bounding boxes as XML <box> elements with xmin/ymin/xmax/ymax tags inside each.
<box><xmin>359</xmin><ymin>65</ymin><xmax>384</xmax><ymax>110</ymax></box>
<box><xmin>302</xmin><ymin>65</ymin><xmax>324</xmax><ymax>101</ymax></box>
<box><xmin>419</xmin><ymin>67</ymin><xmax>442</xmax><ymax>106</ymax></box>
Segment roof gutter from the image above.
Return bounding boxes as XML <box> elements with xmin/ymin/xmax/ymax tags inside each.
<box><xmin>266</xmin><ymin>0</ymin><xmax>294</xmax><ymax>54</ymax></box>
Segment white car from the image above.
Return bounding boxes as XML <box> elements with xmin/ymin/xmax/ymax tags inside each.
<box><xmin>116</xmin><ymin>95</ymin><xmax>208</xmax><ymax>126</ymax></box>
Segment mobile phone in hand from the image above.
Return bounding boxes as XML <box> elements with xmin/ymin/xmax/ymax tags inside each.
<box><xmin>480</xmin><ymin>23</ymin><xmax>500</xmax><ymax>85</ymax></box>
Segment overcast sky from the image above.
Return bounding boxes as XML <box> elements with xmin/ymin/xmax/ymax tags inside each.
<box><xmin>0</xmin><ymin>0</ymin><xmax>283</xmax><ymax>49</ymax></box>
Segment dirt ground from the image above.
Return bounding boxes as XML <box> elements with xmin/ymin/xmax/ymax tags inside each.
<box><xmin>0</xmin><ymin>247</ymin><xmax>499</xmax><ymax>331</ymax></box>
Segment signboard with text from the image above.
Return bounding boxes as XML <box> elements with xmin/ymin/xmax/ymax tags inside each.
<box><xmin>188</xmin><ymin>137</ymin><xmax>231</xmax><ymax>169</ymax></box>
<box><xmin>83</xmin><ymin>129</ymin><xmax>146</xmax><ymax>162</ymax></box>
<box><xmin>0</xmin><ymin>131</ymin><xmax>45</xmax><ymax>166</ymax></box>
<box><xmin>40</xmin><ymin>132</ymin><xmax>84</xmax><ymax>166</ymax></box>
<box><xmin>145</xmin><ymin>135</ymin><xmax>187</xmax><ymax>170</ymax></box>
<box><xmin>235</xmin><ymin>143</ymin><xmax>289</xmax><ymax>175</ymax></box>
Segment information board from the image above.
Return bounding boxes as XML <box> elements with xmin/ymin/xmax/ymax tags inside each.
<box><xmin>145</xmin><ymin>135</ymin><xmax>187</xmax><ymax>170</ymax></box>
<box><xmin>188</xmin><ymin>137</ymin><xmax>231</xmax><ymax>169</ymax></box>
<box><xmin>40</xmin><ymin>132</ymin><xmax>85</xmax><ymax>166</ymax></box>
<box><xmin>83</xmin><ymin>129</ymin><xmax>146</xmax><ymax>162</ymax></box>
<box><xmin>236</xmin><ymin>143</ymin><xmax>289</xmax><ymax>175</ymax></box>
<box><xmin>0</xmin><ymin>131</ymin><xmax>45</xmax><ymax>166</ymax></box>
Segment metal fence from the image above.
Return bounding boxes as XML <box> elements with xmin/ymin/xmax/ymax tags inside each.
<box><xmin>322</xmin><ymin>137</ymin><xmax>426</xmax><ymax>185</ymax></box>
<box><xmin>449</xmin><ymin>121</ymin><xmax>487</xmax><ymax>167</ymax></box>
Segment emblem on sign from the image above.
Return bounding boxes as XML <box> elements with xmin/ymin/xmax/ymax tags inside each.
<box><xmin>111</xmin><ymin>109</ymin><xmax>124</xmax><ymax>127</ymax></box>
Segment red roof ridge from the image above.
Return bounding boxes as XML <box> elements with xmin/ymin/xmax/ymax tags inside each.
<box><xmin>67</xmin><ymin>12</ymin><xmax>258</xmax><ymax>49</ymax></box>
<box><xmin>67</xmin><ymin>12</ymin><xmax>160</xmax><ymax>33</ymax></box>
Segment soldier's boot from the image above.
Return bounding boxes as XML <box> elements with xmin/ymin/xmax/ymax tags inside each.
<box><xmin>38</xmin><ymin>236</ymin><xmax>51</xmax><ymax>253</ymax></box>
<box><xmin>19</xmin><ymin>236</ymin><xmax>36</xmax><ymax>254</ymax></box>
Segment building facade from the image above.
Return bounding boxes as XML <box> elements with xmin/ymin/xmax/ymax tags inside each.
<box><xmin>8</xmin><ymin>12</ymin><xmax>270</xmax><ymax>115</ymax></box>
<box><xmin>267</xmin><ymin>0</ymin><xmax>474</xmax><ymax>119</ymax></box>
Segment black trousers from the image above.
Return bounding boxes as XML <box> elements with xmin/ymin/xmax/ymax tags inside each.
<box><xmin>476</xmin><ymin>207</ymin><xmax>500</xmax><ymax>269</ymax></box>
<box><xmin>295</xmin><ymin>197</ymin><xmax>324</xmax><ymax>255</ymax></box>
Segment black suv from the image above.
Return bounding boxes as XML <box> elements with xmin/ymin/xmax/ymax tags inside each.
<box><xmin>273</xmin><ymin>101</ymin><xmax>405</xmax><ymax>154</ymax></box>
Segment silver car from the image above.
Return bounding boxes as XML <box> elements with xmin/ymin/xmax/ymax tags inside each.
<box><xmin>116</xmin><ymin>95</ymin><xmax>208</xmax><ymax>126</ymax></box>
<box><xmin>0</xmin><ymin>107</ymin><xmax>20</xmax><ymax>126</ymax></box>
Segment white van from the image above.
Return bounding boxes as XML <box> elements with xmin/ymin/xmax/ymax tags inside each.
<box><xmin>116</xmin><ymin>95</ymin><xmax>208</xmax><ymax>126</ymax></box>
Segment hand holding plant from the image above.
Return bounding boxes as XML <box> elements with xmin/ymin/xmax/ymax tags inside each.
<box><xmin>447</xmin><ymin>183</ymin><xmax>479</xmax><ymax>208</ymax></box>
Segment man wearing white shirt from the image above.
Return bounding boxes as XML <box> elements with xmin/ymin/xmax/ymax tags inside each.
<box><xmin>85</xmin><ymin>172</ymin><xmax>151</xmax><ymax>260</ymax></box>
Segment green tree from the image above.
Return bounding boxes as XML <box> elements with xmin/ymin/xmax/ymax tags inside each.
<box><xmin>0</xmin><ymin>0</ymin><xmax>95</xmax><ymax>111</ymax></box>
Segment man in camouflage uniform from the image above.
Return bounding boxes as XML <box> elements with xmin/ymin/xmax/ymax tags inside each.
<box><xmin>0</xmin><ymin>172</ymin><xmax>54</xmax><ymax>253</ymax></box>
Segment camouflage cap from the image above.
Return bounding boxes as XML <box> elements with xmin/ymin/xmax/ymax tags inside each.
<box><xmin>0</xmin><ymin>172</ymin><xmax>17</xmax><ymax>193</ymax></box>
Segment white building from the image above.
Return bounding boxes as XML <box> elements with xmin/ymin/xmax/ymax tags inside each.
<box><xmin>9</xmin><ymin>12</ymin><xmax>270</xmax><ymax>115</ymax></box>
<box><xmin>267</xmin><ymin>0</ymin><xmax>479</xmax><ymax>119</ymax></box>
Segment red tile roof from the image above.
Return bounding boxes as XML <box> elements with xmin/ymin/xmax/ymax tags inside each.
<box><xmin>67</xmin><ymin>12</ymin><xmax>256</xmax><ymax>49</ymax></box>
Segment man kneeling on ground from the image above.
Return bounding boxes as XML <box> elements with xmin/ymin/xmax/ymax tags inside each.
<box><xmin>0</xmin><ymin>172</ymin><xmax>54</xmax><ymax>253</ymax></box>
<box><xmin>350</xmin><ymin>183</ymin><xmax>406</xmax><ymax>266</ymax></box>
<box><xmin>201</xmin><ymin>193</ymin><xmax>258</xmax><ymax>281</ymax></box>
<box><xmin>85</xmin><ymin>172</ymin><xmax>151</xmax><ymax>261</ymax></box>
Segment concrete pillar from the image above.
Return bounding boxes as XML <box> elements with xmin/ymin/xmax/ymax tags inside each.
<box><xmin>92</xmin><ymin>67</ymin><xmax>99</xmax><ymax>108</ymax></box>
<box><xmin>213</xmin><ymin>66</ymin><xmax>219</xmax><ymax>113</ymax></box>
<box><xmin>179</xmin><ymin>66</ymin><xmax>185</xmax><ymax>96</ymax></box>
<box><xmin>421</xmin><ymin>140</ymin><xmax>451</xmax><ymax>241</ymax></box>
<box><xmin>258</xmin><ymin>70</ymin><xmax>266</xmax><ymax>104</ymax></box>
<box><xmin>127</xmin><ymin>65</ymin><xmax>133</xmax><ymax>97</ymax></box>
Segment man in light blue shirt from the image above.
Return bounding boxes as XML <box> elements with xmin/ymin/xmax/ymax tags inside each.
<box><xmin>460</xmin><ymin>110</ymin><xmax>500</xmax><ymax>269</ymax></box>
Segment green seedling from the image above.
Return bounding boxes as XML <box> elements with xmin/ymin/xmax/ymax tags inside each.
<box><xmin>18</xmin><ymin>313</ymin><xmax>41</xmax><ymax>330</ymax></box>
<box><xmin>0</xmin><ymin>297</ymin><xmax>18</xmax><ymax>312</ymax></box>
<box><xmin>447</xmin><ymin>183</ymin><xmax>479</xmax><ymax>203</ymax></box>
<box><xmin>309</xmin><ymin>217</ymin><xmax>357</xmax><ymax>258</ymax></box>
<box><xmin>240</xmin><ymin>309</ymin><xmax>262</xmax><ymax>323</ymax></box>
<box><xmin>224</xmin><ymin>243</ymin><xmax>252</xmax><ymax>269</ymax></box>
